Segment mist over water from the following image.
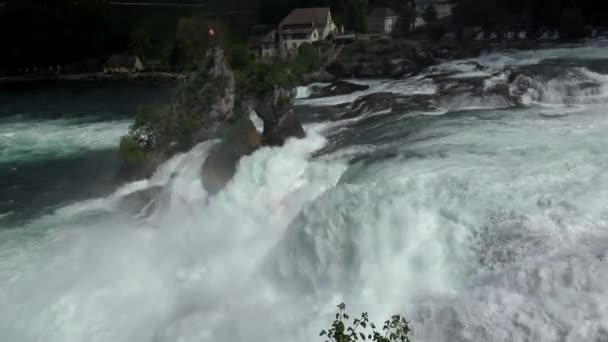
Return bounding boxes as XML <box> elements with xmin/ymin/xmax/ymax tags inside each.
<box><xmin>3</xmin><ymin>45</ymin><xmax>608</xmax><ymax>341</ymax></box>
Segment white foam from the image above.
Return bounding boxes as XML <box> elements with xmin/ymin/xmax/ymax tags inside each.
<box><xmin>297</xmin><ymin>79</ymin><xmax>437</xmax><ymax>107</ymax></box>
<box><xmin>0</xmin><ymin>118</ymin><xmax>131</xmax><ymax>162</ymax></box>
<box><xmin>4</xmin><ymin>47</ymin><xmax>608</xmax><ymax>342</ymax></box>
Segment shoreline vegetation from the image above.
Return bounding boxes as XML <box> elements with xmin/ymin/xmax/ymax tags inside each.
<box><xmin>2</xmin><ymin>0</ymin><xmax>607</xmax><ymax>83</ymax></box>
<box><xmin>0</xmin><ymin>72</ymin><xmax>184</xmax><ymax>85</ymax></box>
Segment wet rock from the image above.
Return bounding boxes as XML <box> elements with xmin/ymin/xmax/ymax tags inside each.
<box><xmin>263</xmin><ymin>110</ymin><xmax>306</xmax><ymax>146</ymax></box>
<box><xmin>350</xmin><ymin>92</ymin><xmax>397</xmax><ymax>116</ymax></box>
<box><xmin>254</xmin><ymin>86</ymin><xmax>306</xmax><ymax>146</ymax></box>
<box><xmin>309</xmin><ymin>80</ymin><xmax>369</xmax><ymax>98</ymax></box>
<box><xmin>201</xmin><ymin>118</ymin><xmax>262</xmax><ymax>195</ymax></box>
<box><xmin>169</xmin><ymin>47</ymin><xmax>237</xmax><ymax>148</ymax></box>
<box><xmin>327</xmin><ymin>39</ymin><xmax>436</xmax><ymax>79</ymax></box>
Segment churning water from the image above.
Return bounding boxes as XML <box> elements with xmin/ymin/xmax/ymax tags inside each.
<box><xmin>2</xmin><ymin>45</ymin><xmax>608</xmax><ymax>342</ymax></box>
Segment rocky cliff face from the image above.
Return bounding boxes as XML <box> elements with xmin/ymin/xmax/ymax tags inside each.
<box><xmin>253</xmin><ymin>87</ymin><xmax>305</xmax><ymax>146</ymax></box>
<box><xmin>121</xmin><ymin>45</ymin><xmax>307</xmax><ymax>196</ymax></box>
<box><xmin>327</xmin><ymin>39</ymin><xmax>436</xmax><ymax>79</ymax></box>
<box><xmin>169</xmin><ymin>47</ymin><xmax>237</xmax><ymax>149</ymax></box>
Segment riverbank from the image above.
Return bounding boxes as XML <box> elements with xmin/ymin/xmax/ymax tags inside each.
<box><xmin>0</xmin><ymin>71</ymin><xmax>184</xmax><ymax>87</ymax></box>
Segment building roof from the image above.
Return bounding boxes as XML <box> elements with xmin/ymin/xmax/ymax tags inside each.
<box><xmin>280</xmin><ymin>7</ymin><xmax>330</xmax><ymax>29</ymax></box>
<box><xmin>369</xmin><ymin>7</ymin><xmax>399</xmax><ymax>18</ymax></box>
<box><xmin>104</xmin><ymin>55</ymin><xmax>140</xmax><ymax>68</ymax></box>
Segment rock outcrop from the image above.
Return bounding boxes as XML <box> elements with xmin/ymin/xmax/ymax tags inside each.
<box><xmin>253</xmin><ymin>87</ymin><xmax>306</xmax><ymax>146</ymax></box>
<box><xmin>121</xmin><ymin>45</ymin><xmax>307</xmax><ymax>196</ymax></box>
<box><xmin>201</xmin><ymin>117</ymin><xmax>262</xmax><ymax>195</ymax></box>
<box><xmin>327</xmin><ymin>39</ymin><xmax>435</xmax><ymax>79</ymax></box>
<box><xmin>169</xmin><ymin>47</ymin><xmax>237</xmax><ymax>150</ymax></box>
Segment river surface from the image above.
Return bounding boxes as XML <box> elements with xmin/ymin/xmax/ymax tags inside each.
<box><xmin>2</xmin><ymin>43</ymin><xmax>608</xmax><ymax>342</ymax></box>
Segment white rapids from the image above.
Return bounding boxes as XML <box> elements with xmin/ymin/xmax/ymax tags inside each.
<box><xmin>0</xmin><ymin>117</ymin><xmax>130</xmax><ymax>162</ymax></box>
<box><xmin>2</xmin><ymin>43</ymin><xmax>608</xmax><ymax>342</ymax></box>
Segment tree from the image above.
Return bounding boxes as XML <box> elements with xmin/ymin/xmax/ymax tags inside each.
<box><xmin>129</xmin><ymin>29</ymin><xmax>153</xmax><ymax>60</ymax></box>
<box><xmin>398</xmin><ymin>3</ymin><xmax>417</xmax><ymax>32</ymax></box>
<box><xmin>422</xmin><ymin>4</ymin><xmax>438</xmax><ymax>23</ymax></box>
<box><xmin>292</xmin><ymin>43</ymin><xmax>321</xmax><ymax>75</ymax></box>
<box><xmin>345</xmin><ymin>0</ymin><xmax>368</xmax><ymax>35</ymax></box>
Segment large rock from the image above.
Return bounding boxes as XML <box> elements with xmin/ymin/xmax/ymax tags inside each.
<box><xmin>201</xmin><ymin>117</ymin><xmax>262</xmax><ymax>195</ymax></box>
<box><xmin>254</xmin><ymin>86</ymin><xmax>306</xmax><ymax>146</ymax></box>
<box><xmin>169</xmin><ymin>46</ymin><xmax>237</xmax><ymax>149</ymax></box>
<box><xmin>327</xmin><ymin>39</ymin><xmax>436</xmax><ymax>79</ymax></box>
<box><xmin>263</xmin><ymin>110</ymin><xmax>306</xmax><ymax>146</ymax></box>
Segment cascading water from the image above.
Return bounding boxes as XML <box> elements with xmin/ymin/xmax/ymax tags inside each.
<box><xmin>2</xmin><ymin>44</ymin><xmax>608</xmax><ymax>342</ymax></box>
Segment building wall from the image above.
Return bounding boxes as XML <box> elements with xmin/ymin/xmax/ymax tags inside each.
<box><xmin>280</xmin><ymin>29</ymin><xmax>319</xmax><ymax>54</ymax></box>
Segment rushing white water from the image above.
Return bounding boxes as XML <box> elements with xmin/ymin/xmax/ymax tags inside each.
<box><xmin>3</xmin><ymin>44</ymin><xmax>608</xmax><ymax>342</ymax></box>
<box><xmin>0</xmin><ymin>118</ymin><xmax>131</xmax><ymax>162</ymax></box>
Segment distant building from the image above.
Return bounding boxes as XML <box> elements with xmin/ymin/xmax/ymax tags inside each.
<box><xmin>248</xmin><ymin>30</ymin><xmax>278</xmax><ymax>58</ymax></box>
<box><xmin>415</xmin><ymin>0</ymin><xmax>454</xmax><ymax>21</ymax></box>
<box><xmin>278</xmin><ymin>7</ymin><xmax>337</xmax><ymax>55</ymax></box>
<box><xmin>367</xmin><ymin>8</ymin><xmax>400</xmax><ymax>34</ymax></box>
<box><xmin>103</xmin><ymin>55</ymin><xmax>143</xmax><ymax>74</ymax></box>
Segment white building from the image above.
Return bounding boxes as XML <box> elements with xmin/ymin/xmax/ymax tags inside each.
<box><xmin>367</xmin><ymin>8</ymin><xmax>400</xmax><ymax>34</ymax></box>
<box><xmin>103</xmin><ymin>55</ymin><xmax>144</xmax><ymax>74</ymax></box>
<box><xmin>278</xmin><ymin>7</ymin><xmax>337</xmax><ymax>55</ymax></box>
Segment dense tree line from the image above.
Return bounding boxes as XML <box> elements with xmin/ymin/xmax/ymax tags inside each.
<box><xmin>0</xmin><ymin>0</ymin><xmax>119</xmax><ymax>72</ymax></box>
<box><xmin>0</xmin><ymin>0</ymin><xmax>413</xmax><ymax>73</ymax></box>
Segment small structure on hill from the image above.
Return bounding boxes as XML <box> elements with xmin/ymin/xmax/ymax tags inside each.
<box><xmin>278</xmin><ymin>7</ymin><xmax>337</xmax><ymax>56</ymax></box>
<box><xmin>103</xmin><ymin>55</ymin><xmax>143</xmax><ymax>74</ymax></box>
<box><xmin>367</xmin><ymin>8</ymin><xmax>400</xmax><ymax>34</ymax></box>
<box><xmin>414</xmin><ymin>0</ymin><xmax>454</xmax><ymax>25</ymax></box>
<box><xmin>248</xmin><ymin>29</ymin><xmax>278</xmax><ymax>59</ymax></box>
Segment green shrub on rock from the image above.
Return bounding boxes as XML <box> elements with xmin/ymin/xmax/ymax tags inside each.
<box><xmin>235</xmin><ymin>58</ymin><xmax>299</xmax><ymax>99</ymax></box>
<box><xmin>292</xmin><ymin>43</ymin><xmax>321</xmax><ymax>76</ymax></box>
<box><xmin>119</xmin><ymin>135</ymin><xmax>147</xmax><ymax>164</ymax></box>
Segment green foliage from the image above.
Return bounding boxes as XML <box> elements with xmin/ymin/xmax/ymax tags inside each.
<box><xmin>292</xmin><ymin>43</ymin><xmax>321</xmax><ymax>76</ymax></box>
<box><xmin>345</xmin><ymin>0</ymin><xmax>369</xmax><ymax>33</ymax></box>
<box><xmin>320</xmin><ymin>303</ymin><xmax>412</xmax><ymax>342</ymax></box>
<box><xmin>119</xmin><ymin>136</ymin><xmax>147</xmax><ymax>164</ymax></box>
<box><xmin>235</xmin><ymin>58</ymin><xmax>299</xmax><ymax>98</ymax></box>
<box><xmin>131</xmin><ymin>104</ymin><xmax>169</xmax><ymax>135</ymax></box>
<box><xmin>422</xmin><ymin>5</ymin><xmax>438</xmax><ymax>23</ymax></box>
<box><xmin>227</xmin><ymin>44</ymin><xmax>253</xmax><ymax>71</ymax></box>
<box><xmin>559</xmin><ymin>7</ymin><xmax>586</xmax><ymax>39</ymax></box>
<box><xmin>118</xmin><ymin>103</ymin><xmax>170</xmax><ymax>162</ymax></box>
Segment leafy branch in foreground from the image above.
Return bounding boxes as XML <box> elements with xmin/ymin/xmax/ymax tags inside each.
<box><xmin>320</xmin><ymin>303</ymin><xmax>412</xmax><ymax>342</ymax></box>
